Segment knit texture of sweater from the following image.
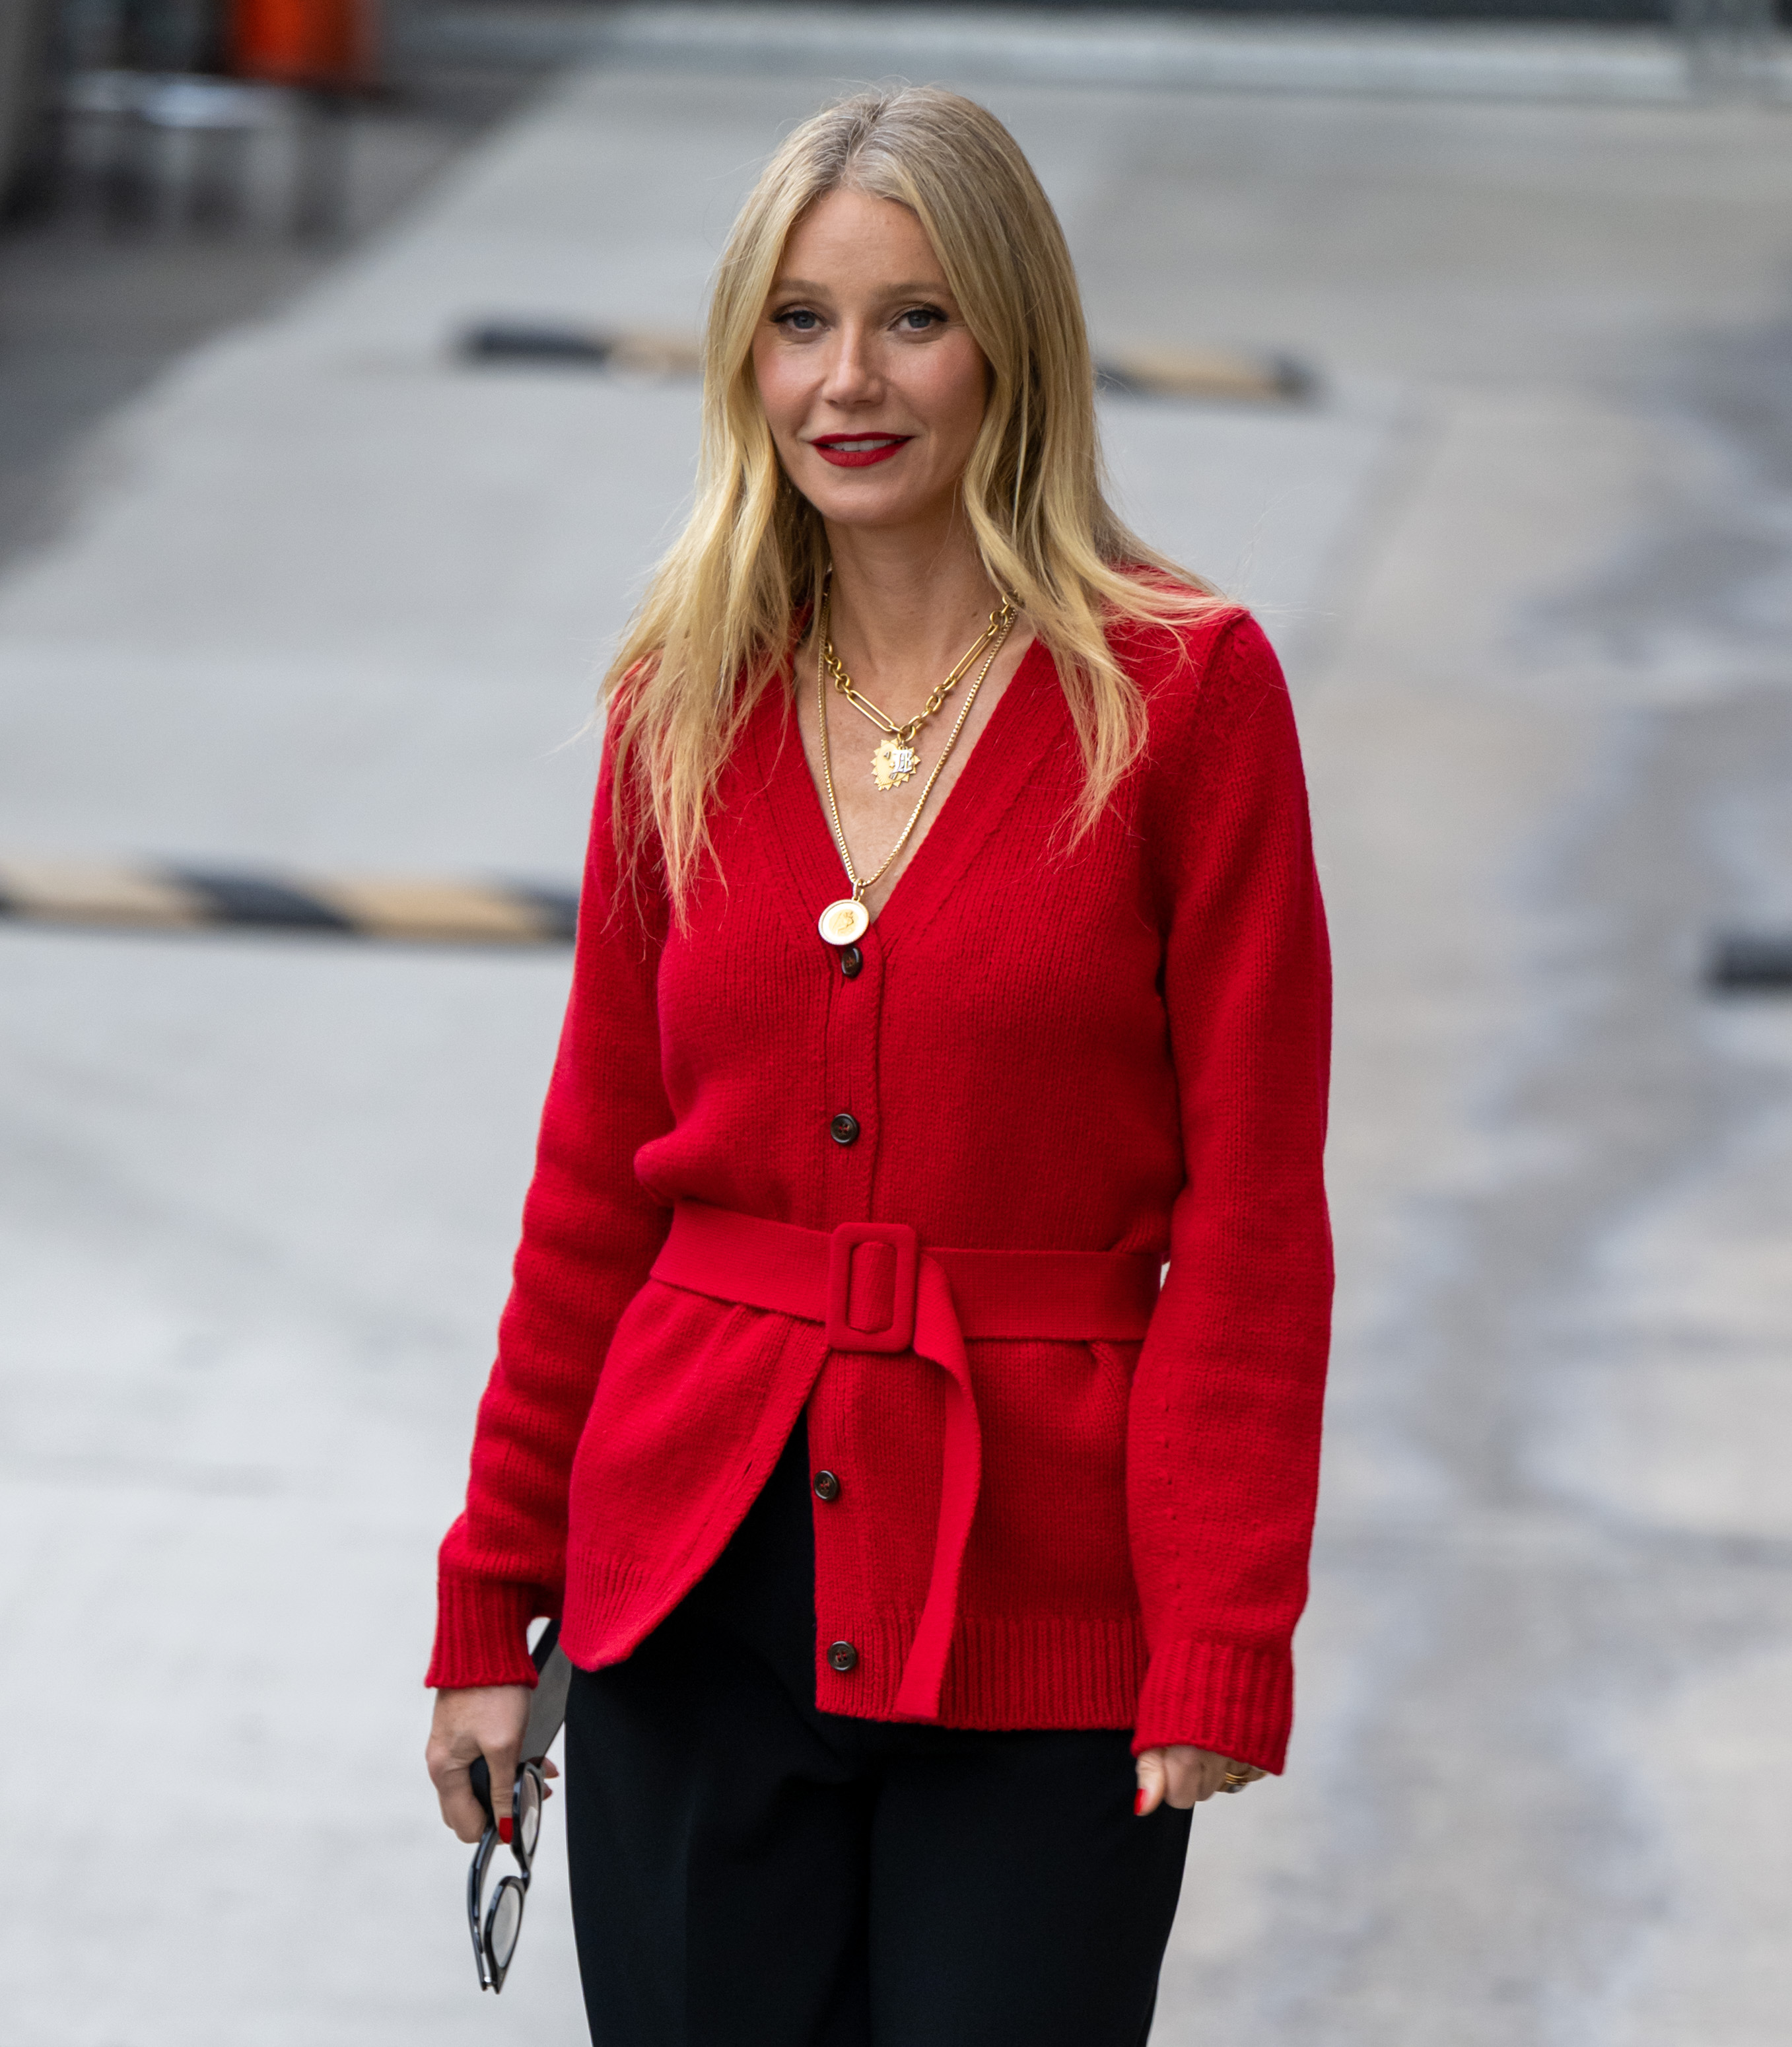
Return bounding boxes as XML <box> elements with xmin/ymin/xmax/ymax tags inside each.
<box><xmin>428</xmin><ymin>606</ymin><xmax>1333</xmax><ymax>1773</ymax></box>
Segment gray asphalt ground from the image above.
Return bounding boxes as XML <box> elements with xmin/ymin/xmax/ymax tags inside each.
<box><xmin>2</xmin><ymin>34</ymin><xmax>1791</xmax><ymax>2047</ymax></box>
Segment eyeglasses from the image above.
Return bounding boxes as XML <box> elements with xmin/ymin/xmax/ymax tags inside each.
<box><xmin>467</xmin><ymin>1756</ymin><xmax>545</xmax><ymax>1994</ymax></box>
<box><xmin>457</xmin><ymin>1620</ymin><xmax>570</xmax><ymax>1995</ymax></box>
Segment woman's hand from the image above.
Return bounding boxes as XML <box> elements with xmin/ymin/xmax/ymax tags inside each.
<box><xmin>427</xmin><ymin>1684</ymin><xmax>537</xmax><ymax>1843</ymax></box>
<box><xmin>1134</xmin><ymin>1745</ymin><xmax>1265</xmax><ymax>1814</ymax></box>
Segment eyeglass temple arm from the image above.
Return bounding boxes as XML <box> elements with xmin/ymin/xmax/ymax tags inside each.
<box><xmin>522</xmin><ymin>1619</ymin><xmax>571</xmax><ymax>1762</ymax></box>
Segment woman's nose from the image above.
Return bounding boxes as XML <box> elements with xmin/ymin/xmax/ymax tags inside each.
<box><xmin>821</xmin><ymin>326</ymin><xmax>881</xmax><ymax>404</ymax></box>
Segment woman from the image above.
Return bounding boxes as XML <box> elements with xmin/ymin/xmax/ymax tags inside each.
<box><xmin>426</xmin><ymin>86</ymin><xmax>1331</xmax><ymax>2046</ymax></box>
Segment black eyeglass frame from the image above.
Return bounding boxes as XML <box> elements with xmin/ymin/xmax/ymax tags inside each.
<box><xmin>467</xmin><ymin>1756</ymin><xmax>545</xmax><ymax>1994</ymax></box>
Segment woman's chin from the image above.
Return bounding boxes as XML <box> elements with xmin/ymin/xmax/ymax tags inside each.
<box><xmin>804</xmin><ymin>479</ymin><xmax>959</xmax><ymax>538</ymax></box>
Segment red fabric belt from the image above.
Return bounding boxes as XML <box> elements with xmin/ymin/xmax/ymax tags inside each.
<box><xmin>650</xmin><ymin>1201</ymin><xmax>1161</xmax><ymax>1720</ymax></box>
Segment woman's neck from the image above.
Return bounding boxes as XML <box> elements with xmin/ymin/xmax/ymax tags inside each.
<box><xmin>820</xmin><ymin>514</ymin><xmax>1006</xmax><ymax>719</ymax></box>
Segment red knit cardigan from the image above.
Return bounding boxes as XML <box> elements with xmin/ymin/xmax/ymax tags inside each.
<box><xmin>428</xmin><ymin>606</ymin><xmax>1332</xmax><ymax>1773</ymax></box>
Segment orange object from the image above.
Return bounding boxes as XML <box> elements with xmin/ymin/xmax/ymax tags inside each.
<box><xmin>229</xmin><ymin>0</ymin><xmax>376</xmax><ymax>88</ymax></box>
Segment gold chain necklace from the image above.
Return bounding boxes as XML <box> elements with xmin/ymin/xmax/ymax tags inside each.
<box><xmin>823</xmin><ymin>590</ymin><xmax>1018</xmax><ymax>790</ymax></box>
<box><xmin>814</xmin><ymin>581</ymin><xmax>1017</xmax><ymax>949</ymax></box>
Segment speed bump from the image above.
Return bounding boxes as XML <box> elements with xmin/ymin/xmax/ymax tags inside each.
<box><xmin>460</xmin><ymin>323</ymin><xmax>705</xmax><ymax>376</ymax></box>
<box><xmin>1095</xmin><ymin>347</ymin><xmax>1315</xmax><ymax>405</ymax></box>
<box><xmin>0</xmin><ymin>858</ymin><xmax>578</xmax><ymax>945</ymax></box>
<box><xmin>1707</xmin><ymin>932</ymin><xmax>1792</xmax><ymax>992</ymax></box>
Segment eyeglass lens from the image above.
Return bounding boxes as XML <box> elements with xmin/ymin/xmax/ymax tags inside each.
<box><xmin>489</xmin><ymin>1877</ymin><xmax>525</xmax><ymax>1970</ymax></box>
<box><xmin>518</xmin><ymin>1768</ymin><xmax>543</xmax><ymax>1861</ymax></box>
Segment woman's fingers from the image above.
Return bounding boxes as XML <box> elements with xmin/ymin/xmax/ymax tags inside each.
<box><xmin>1222</xmin><ymin>1761</ymin><xmax>1269</xmax><ymax>1792</ymax></box>
<box><xmin>427</xmin><ymin>1684</ymin><xmax>532</xmax><ymax>1844</ymax></box>
<box><xmin>1161</xmin><ymin>1745</ymin><xmax>1214</xmax><ymax>1807</ymax></box>
<box><xmin>1134</xmin><ymin>1748</ymin><xmax>1169</xmax><ymax>1816</ymax></box>
<box><xmin>427</xmin><ymin>1731</ymin><xmax>495</xmax><ymax>1845</ymax></box>
<box><xmin>438</xmin><ymin>1764</ymin><xmax>490</xmax><ymax>1844</ymax></box>
<box><xmin>1136</xmin><ymin>1744</ymin><xmax>1259</xmax><ymax>1812</ymax></box>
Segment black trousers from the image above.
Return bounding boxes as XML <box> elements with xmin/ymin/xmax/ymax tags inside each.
<box><xmin>565</xmin><ymin>1426</ymin><xmax>1192</xmax><ymax>2047</ymax></box>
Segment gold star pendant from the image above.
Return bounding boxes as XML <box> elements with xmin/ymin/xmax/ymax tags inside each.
<box><xmin>872</xmin><ymin>737</ymin><xmax>920</xmax><ymax>789</ymax></box>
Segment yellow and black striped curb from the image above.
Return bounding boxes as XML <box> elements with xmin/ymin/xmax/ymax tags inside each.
<box><xmin>458</xmin><ymin>323</ymin><xmax>1317</xmax><ymax>406</ymax></box>
<box><xmin>0</xmin><ymin>859</ymin><xmax>578</xmax><ymax>946</ymax></box>
<box><xmin>1094</xmin><ymin>347</ymin><xmax>1315</xmax><ymax>405</ymax></box>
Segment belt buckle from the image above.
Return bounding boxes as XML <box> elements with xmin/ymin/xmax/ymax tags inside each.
<box><xmin>825</xmin><ymin>1221</ymin><xmax>919</xmax><ymax>1354</ymax></box>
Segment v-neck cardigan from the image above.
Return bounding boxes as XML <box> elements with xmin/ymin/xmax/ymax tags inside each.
<box><xmin>427</xmin><ymin>605</ymin><xmax>1333</xmax><ymax>1774</ymax></box>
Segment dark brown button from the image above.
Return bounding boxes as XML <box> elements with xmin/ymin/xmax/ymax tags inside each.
<box><xmin>829</xmin><ymin>1112</ymin><xmax>860</xmax><ymax>1147</ymax></box>
<box><xmin>813</xmin><ymin>1469</ymin><xmax>841</xmax><ymax>1502</ymax></box>
<box><xmin>839</xmin><ymin>945</ymin><xmax>863</xmax><ymax>979</ymax></box>
<box><xmin>827</xmin><ymin>1639</ymin><xmax>859</xmax><ymax>1674</ymax></box>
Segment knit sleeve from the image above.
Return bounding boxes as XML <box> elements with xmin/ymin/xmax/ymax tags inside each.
<box><xmin>1126</xmin><ymin>613</ymin><xmax>1334</xmax><ymax>1772</ymax></box>
<box><xmin>426</xmin><ymin>734</ymin><xmax>675</xmax><ymax>1689</ymax></box>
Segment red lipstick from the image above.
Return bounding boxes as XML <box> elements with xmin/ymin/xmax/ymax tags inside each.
<box><xmin>810</xmin><ymin>434</ymin><xmax>912</xmax><ymax>468</ymax></box>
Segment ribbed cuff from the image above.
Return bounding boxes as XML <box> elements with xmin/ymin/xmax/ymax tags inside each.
<box><xmin>425</xmin><ymin>1572</ymin><xmax>548</xmax><ymax>1690</ymax></box>
<box><xmin>1129</xmin><ymin>1638</ymin><xmax>1293</xmax><ymax>1773</ymax></box>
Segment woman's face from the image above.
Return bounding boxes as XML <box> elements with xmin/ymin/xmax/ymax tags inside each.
<box><xmin>751</xmin><ymin>188</ymin><xmax>989</xmax><ymax>538</ymax></box>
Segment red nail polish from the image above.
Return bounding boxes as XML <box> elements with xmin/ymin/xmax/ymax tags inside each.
<box><xmin>497</xmin><ymin>1816</ymin><xmax>513</xmax><ymax>1844</ymax></box>
<box><xmin>1133</xmin><ymin>1789</ymin><xmax>1148</xmax><ymax>1817</ymax></box>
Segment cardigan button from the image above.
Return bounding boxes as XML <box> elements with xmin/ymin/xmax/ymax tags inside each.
<box><xmin>827</xmin><ymin>1639</ymin><xmax>859</xmax><ymax>1674</ymax></box>
<box><xmin>813</xmin><ymin>1469</ymin><xmax>841</xmax><ymax>1502</ymax></box>
<box><xmin>829</xmin><ymin>1112</ymin><xmax>860</xmax><ymax>1147</ymax></box>
<box><xmin>839</xmin><ymin>945</ymin><xmax>863</xmax><ymax>979</ymax></box>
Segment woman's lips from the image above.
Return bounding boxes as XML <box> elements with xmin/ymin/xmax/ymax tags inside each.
<box><xmin>810</xmin><ymin>434</ymin><xmax>913</xmax><ymax>469</ymax></box>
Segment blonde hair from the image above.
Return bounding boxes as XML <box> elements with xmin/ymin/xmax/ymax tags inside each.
<box><xmin>604</xmin><ymin>85</ymin><xmax>1219</xmax><ymax>913</ymax></box>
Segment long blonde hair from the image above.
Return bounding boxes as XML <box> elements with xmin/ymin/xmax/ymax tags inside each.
<box><xmin>604</xmin><ymin>85</ymin><xmax>1219</xmax><ymax>913</ymax></box>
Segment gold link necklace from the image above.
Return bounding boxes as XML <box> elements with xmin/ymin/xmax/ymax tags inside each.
<box><xmin>814</xmin><ymin>576</ymin><xmax>1018</xmax><ymax>949</ymax></box>
<box><xmin>823</xmin><ymin>590</ymin><xmax>1018</xmax><ymax>790</ymax></box>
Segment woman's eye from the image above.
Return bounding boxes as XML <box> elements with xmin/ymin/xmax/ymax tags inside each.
<box><xmin>776</xmin><ymin>308</ymin><xmax>821</xmax><ymax>332</ymax></box>
<box><xmin>898</xmin><ymin>307</ymin><xmax>944</xmax><ymax>332</ymax></box>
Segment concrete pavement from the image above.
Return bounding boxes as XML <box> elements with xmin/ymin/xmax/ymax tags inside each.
<box><xmin>1</xmin><ymin>46</ymin><xmax>1791</xmax><ymax>2047</ymax></box>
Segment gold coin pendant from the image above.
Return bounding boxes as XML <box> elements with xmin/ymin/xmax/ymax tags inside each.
<box><xmin>818</xmin><ymin>898</ymin><xmax>870</xmax><ymax>946</ymax></box>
